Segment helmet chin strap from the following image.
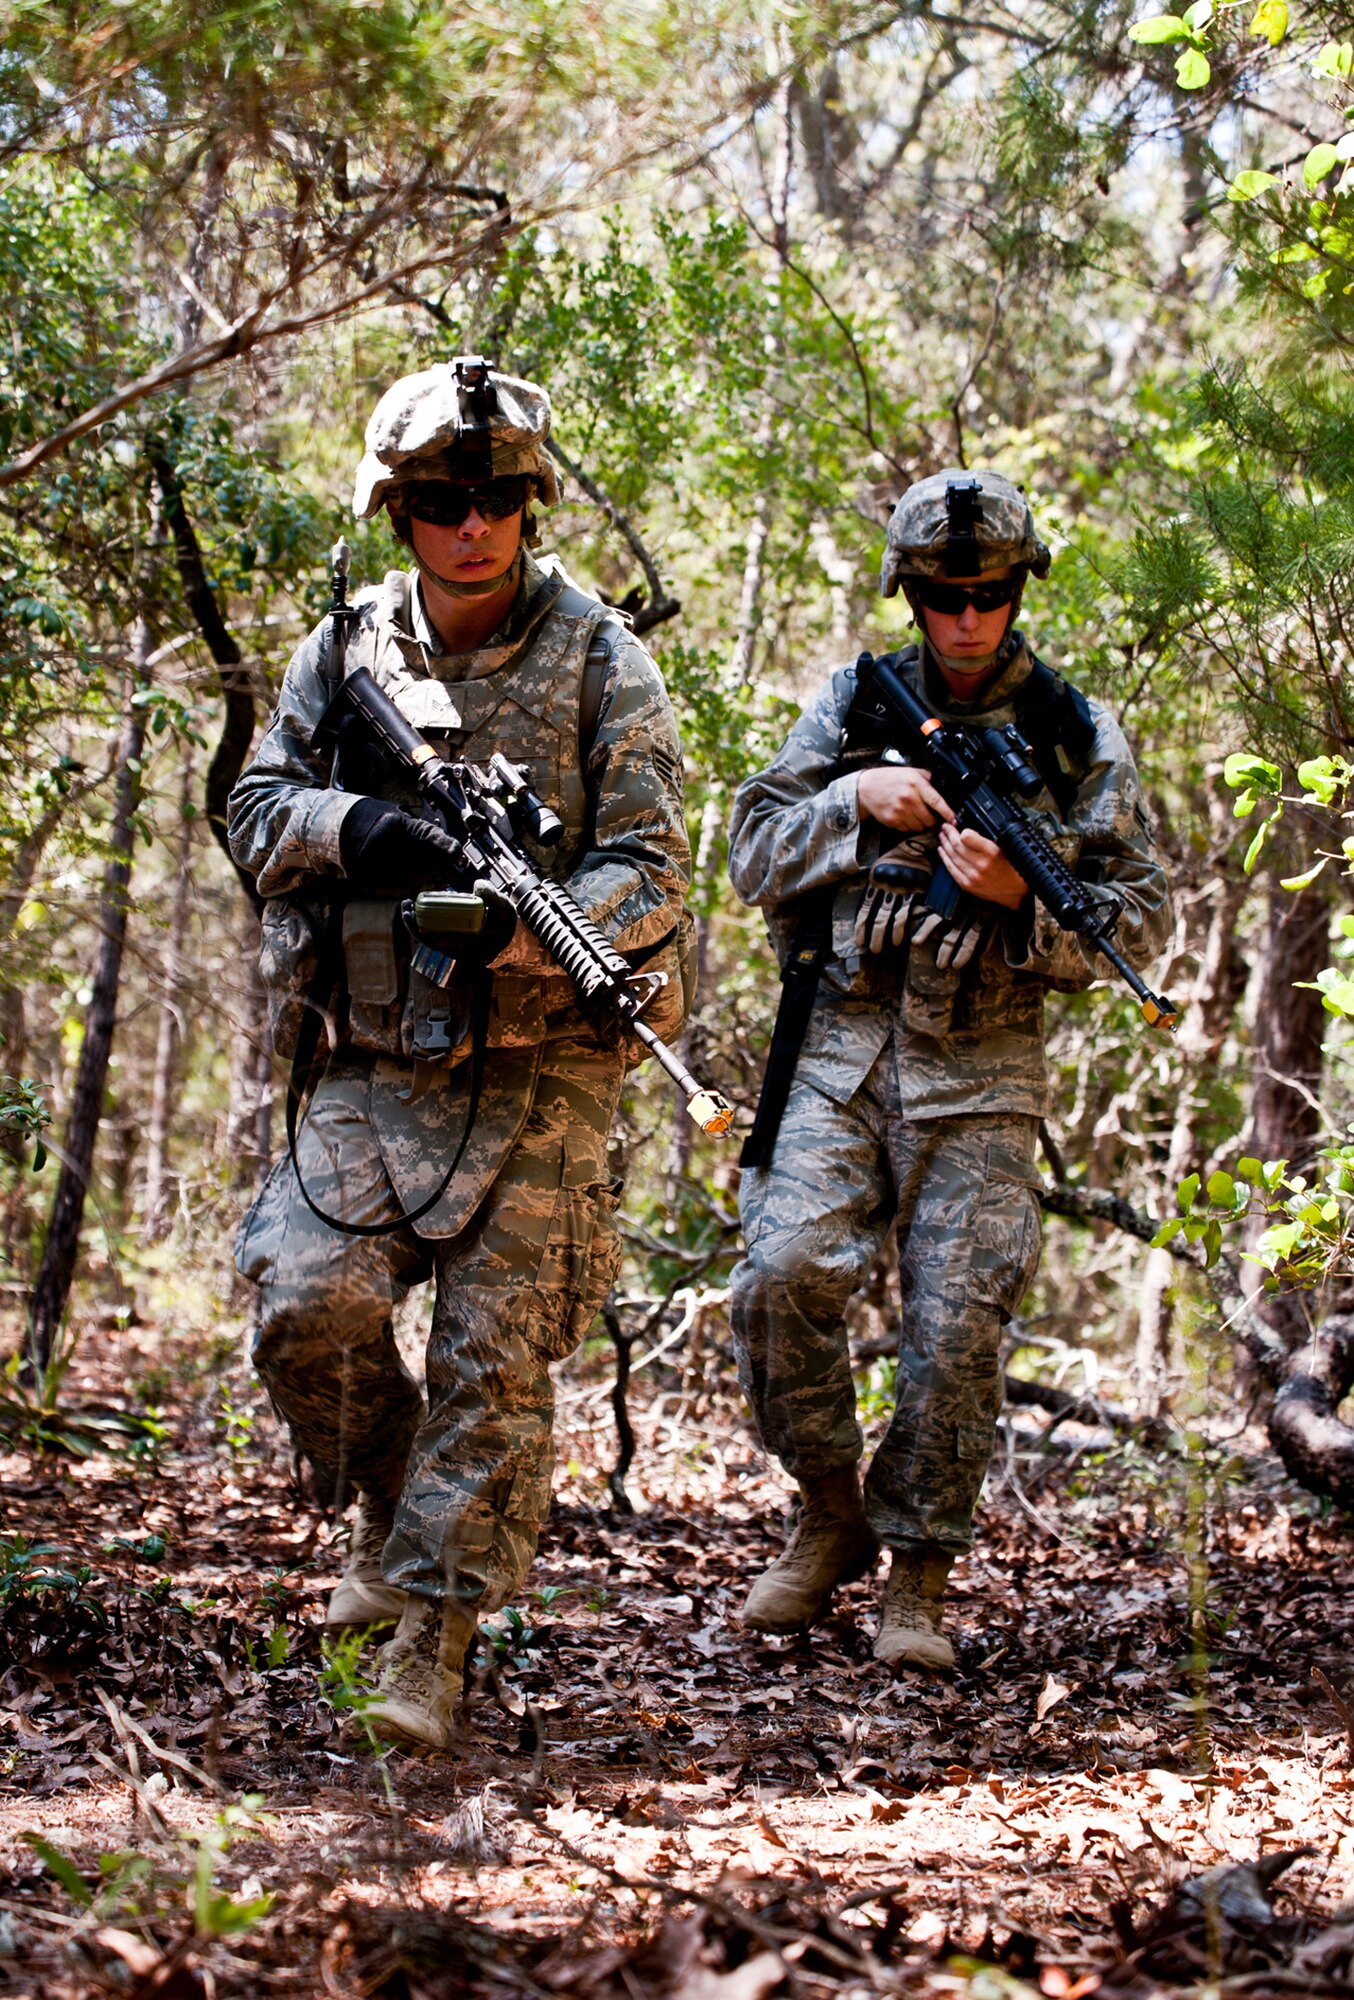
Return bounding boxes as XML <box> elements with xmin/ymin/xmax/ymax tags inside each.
<box><xmin>415</xmin><ymin>548</ymin><xmax>524</xmax><ymax>601</ymax></box>
<box><xmin>925</xmin><ymin>629</ymin><xmax>1017</xmax><ymax>679</ymax></box>
<box><xmin>909</xmin><ymin>578</ymin><xmax>1025</xmax><ymax>684</ymax></box>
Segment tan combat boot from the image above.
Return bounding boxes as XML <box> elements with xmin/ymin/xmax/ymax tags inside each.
<box><xmin>349</xmin><ymin>1598</ymin><xmax>476</xmax><ymax>1752</ymax></box>
<box><xmin>740</xmin><ymin>1469</ymin><xmax>879</xmax><ymax>1632</ymax></box>
<box><xmin>325</xmin><ymin>1495</ymin><xmax>407</xmax><ymax>1630</ymax></box>
<box><xmin>873</xmin><ymin>1547</ymin><xmax>955</xmax><ymax>1670</ymax></box>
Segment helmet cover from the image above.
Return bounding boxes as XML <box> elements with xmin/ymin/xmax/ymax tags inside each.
<box><xmin>353</xmin><ymin>356</ymin><xmax>562</xmax><ymax>519</ymax></box>
<box><xmin>881</xmin><ymin>468</ymin><xmax>1051</xmax><ymax>596</ymax></box>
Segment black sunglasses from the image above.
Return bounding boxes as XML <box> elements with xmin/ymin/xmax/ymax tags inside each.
<box><xmin>912</xmin><ymin>575</ymin><xmax>1021</xmax><ymax>616</ymax></box>
<box><xmin>402</xmin><ymin>477</ymin><xmax>529</xmax><ymax>526</ymax></box>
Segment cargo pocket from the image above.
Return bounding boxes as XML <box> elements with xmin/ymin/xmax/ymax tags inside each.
<box><xmin>258</xmin><ymin>895</ymin><xmax>324</xmax><ymax>1060</ymax></box>
<box><xmin>969</xmin><ymin>1122</ymin><xmax>1044</xmax><ymax>1321</ymax></box>
<box><xmin>528</xmin><ymin>1175</ymin><xmax>624</xmax><ymax>1363</ymax></box>
<box><xmin>506</xmin><ymin>1459</ymin><xmax>556</xmax><ymax>1529</ymax></box>
<box><xmin>234</xmin><ymin>1151</ymin><xmax>294</xmax><ymax>1285</ymax></box>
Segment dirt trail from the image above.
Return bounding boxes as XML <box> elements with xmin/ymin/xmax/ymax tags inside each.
<box><xmin>1</xmin><ymin>1313</ymin><xmax>1352</xmax><ymax>1997</ymax></box>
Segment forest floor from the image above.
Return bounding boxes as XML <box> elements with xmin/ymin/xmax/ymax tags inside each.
<box><xmin>1</xmin><ymin>1294</ymin><xmax>1353</xmax><ymax>2000</ymax></box>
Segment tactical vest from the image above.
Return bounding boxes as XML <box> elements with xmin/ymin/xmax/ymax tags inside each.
<box><xmin>326</xmin><ymin>568</ymin><xmax>621</xmax><ymax>1065</ymax></box>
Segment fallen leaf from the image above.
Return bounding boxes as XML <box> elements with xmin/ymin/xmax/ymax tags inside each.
<box><xmin>1036</xmin><ymin>1675</ymin><xmax>1073</xmax><ymax>1723</ymax></box>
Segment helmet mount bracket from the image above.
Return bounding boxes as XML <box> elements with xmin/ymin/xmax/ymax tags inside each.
<box><xmin>453</xmin><ymin>355</ymin><xmax>499</xmax><ymax>482</ymax></box>
<box><xmin>943</xmin><ymin>478</ymin><xmax>985</xmax><ymax>576</ymax></box>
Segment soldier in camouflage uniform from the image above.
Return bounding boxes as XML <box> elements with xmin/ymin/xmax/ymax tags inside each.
<box><xmin>728</xmin><ymin>470</ymin><xmax>1171</xmax><ymax>1669</ymax></box>
<box><xmin>229</xmin><ymin>359</ymin><xmax>690</xmax><ymax>1749</ymax></box>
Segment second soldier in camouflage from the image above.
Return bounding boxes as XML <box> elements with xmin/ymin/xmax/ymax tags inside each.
<box><xmin>728</xmin><ymin>469</ymin><xmax>1172</xmax><ymax>1668</ymax></box>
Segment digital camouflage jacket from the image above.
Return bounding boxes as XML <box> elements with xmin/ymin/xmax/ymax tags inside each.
<box><xmin>727</xmin><ymin>639</ymin><xmax>1172</xmax><ymax>1120</ymax></box>
<box><xmin>228</xmin><ymin>552</ymin><xmax>690</xmax><ymax>1234</ymax></box>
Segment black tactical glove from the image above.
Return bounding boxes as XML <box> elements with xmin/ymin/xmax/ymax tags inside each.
<box><xmin>339</xmin><ymin>796</ymin><xmax>461</xmax><ymax>893</ymax></box>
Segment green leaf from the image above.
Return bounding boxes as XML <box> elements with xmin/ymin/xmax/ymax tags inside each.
<box><xmin>1297</xmin><ymin>753</ymin><xmax>1345</xmax><ymax>803</ymax></box>
<box><xmin>1176</xmin><ymin>45</ymin><xmax>1211</xmax><ymax>87</ymax></box>
<box><xmin>1272</xmin><ymin>241</ymin><xmax>1318</xmax><ymax>263</ymax></box>
<box><xmin>1202</xmin><ymin>1219</ymin><xmax>1223</xmax><ymax>1269</ymax></box>
<box><xmin>1229</xmin><ymin>169</ymin><xmax>1281</xmax><ymax>201</ymax></box>
<box><xmin>1223</xmin><ymin>751</ymin><xmax>1281</xmax><ymax>793</ymax></box>
<box><xmin>1128</xmin><ymin>12</ymin><xmax>1191</xmax><ymax>40</ymax></box>
<box><xmin>1253</xmin><ymin>1219</ymin><xmax>1305</xmax><ymax>1267</ymax></box>
<box><xmin>1250</xmin><ymin>0</ymin><xmax>1287</xmax><ymax>43</ymax></box>
<box><xmin>1280</xmin><ymin>856</ymin><xmax>1330</xmax><ymax>891</ymax></box>
<box><xmin>1182</xmin><ymin>0</ymin><xmax>1212</xmax><ymax>27</ymax></box>
<box><xmin>1304</xmin><ymin>144</ymin><xmax>1340</xmax><ymax>188</ymax></box>
<box><xmin>1207</xmin><ymin>1170</ymin><xmax>1236</xmax><ymax>1207</ymax></box>
<box><xmin>1150</xmin><ymin>1217</ymin><xmax>1184</xmax><ymax>1247</ymax></box>
<box><xmin>1178</xmin><ymin>1172</ymin><xmax>1202</xmax><ymax>1213</ymax></box>
<box><xmin>1236</xmin><ymin>1157</ymin><xmax>1265</xmax><ymax>1185</ymax></box>
<box><xmin>1313</xmin><ymin>38</ymin><xmax>1354</xmax><ymax>79</ymax></box>
<box><xmin>22</xmin><ymin>1834</ymin><xmax>92</xmax><ymax>1907</ymax></box>
<box><xmin>1296</xmin><ymin>968</ymin><xmax>1354</xmax><ymax>1017</ymax></box>
<box><xmin>1244</xmin><ymin>820</ymin><xmax>1275</xmax><ymax>873</ymax></box>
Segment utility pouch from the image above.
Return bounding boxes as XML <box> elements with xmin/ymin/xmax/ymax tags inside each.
<box><xmin>900</xmin><ymin>935</ymin><xmax>963</xmax><ymax>1037</ymax></box>
<box><xmin>258</xmin><ymin>893</ymin><xmax>328</xmax><ymax>1060</ymax></box>
<box><xmin>342</xmin><ymin>899</ymin><xmax>407</xmax><ymax>1055</ymax></box>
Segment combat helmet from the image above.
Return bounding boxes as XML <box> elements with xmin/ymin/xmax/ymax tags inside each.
<box><xmin>880</xmin><ymin>468</ymin><xmax>1051</xmax><ymax>597</ymax></box>
<box><xmin>352</xmin><ymin>355</ymin><xmax>562</xmax><ymax>522</ymax></box>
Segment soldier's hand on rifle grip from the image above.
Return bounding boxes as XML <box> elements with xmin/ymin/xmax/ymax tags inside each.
<box><xmin>857</xmin><ymin>765</ymin><xmax>954</xmax><ymax>833</ymax></box>
<box><xmin>339</xmin><ymin>796</ymin><xmax>463</xmax><ymax>892</ymax></box>
<box><xmin>937</xmin><ymin>822</ymin><xmax>1029</xmax><ymax>911</ymax></box>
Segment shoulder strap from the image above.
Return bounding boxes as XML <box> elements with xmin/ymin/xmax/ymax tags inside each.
<box><xmin>1014</xmin><ymin>655</ymin><xmax>1097</xmax><ymax>818</ymax></box>
<box><xmin>739</xmin><ymin>886</ymin><xmax>835</xmax><ymax>1171</ymax></box>
<box><xmin>550</xmin><ymin>583</ymin><xmax>630</xmax><ymax>770</ymax></box>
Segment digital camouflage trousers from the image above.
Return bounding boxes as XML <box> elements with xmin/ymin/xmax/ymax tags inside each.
<box><xmin>730</xmin><ymin>1040</ymin><xmax>1043</xmax><ymax>1554</ymax></box>
<box><xmin>235</xmin><ymin>1041</ymin><xmax>623</xmax><ymax>1616</ymax></box>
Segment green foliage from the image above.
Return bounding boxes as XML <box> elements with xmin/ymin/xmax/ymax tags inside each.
<box><xmin>0</xmin><ymin>1534</ymin><xmax>106</xmax><ymax>1619</ymax></box>
<box><xmin>0</xmin><ymin>1074</ymin><xmax>48</xmax><ymax>1169</ymax></box>
<box><xmin>0</xmin><ymin>1344</ymin><xmax>169</xmax><ymax>1458</ymax></box>
<box><xmin>1150</xmin><ymin>1165</ymin><xmax>1250</xmax><ymax>1267</ymax></box>
<box><xmin>22</xmin><ymin>1798</ymin><xmax>274</xmax><ymax>1937</ymax></box>
<box><xmin>1126</xmin><ymin>3</ymin><xmax>1215</xmax><ymax>88</ymax></box>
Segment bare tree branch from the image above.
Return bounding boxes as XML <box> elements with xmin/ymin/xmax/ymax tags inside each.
<box><xmin>546</xmin><ymin>439</ymin><xmax>681</xmax><ymax>632</ymax></box>
<box><xmin>0</xmin><ymin>208</ymin><xmax>513</xmax><ymax>490</ymax></box>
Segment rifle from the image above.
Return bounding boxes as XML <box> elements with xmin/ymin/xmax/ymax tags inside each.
<box><xmin>316</xmin><ymin>540</ymin><xmax>735</xmax><ymax>1135</ymax></box>
<box><xmin>846</xmin><ymin>649</ymin><xmax>1177</xmax><ymax>1031</ymax></box>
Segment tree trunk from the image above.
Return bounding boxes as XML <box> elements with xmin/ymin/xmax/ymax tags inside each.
<box><xmin>1134</xmin><ymin>858</ymin><xmax>1248</xmax><ymax>1412</ymax></box>
<box><xmin>141</xmin><ymin>749</ymin><xmax>196</xmax><ymax>1242</ymax></box>
<box><xmin>223</xmin><ymin>932</ymin><xmax>272</xmax><ymax>1190</ymax></box>
<box><xmin>1267</xmin><ymin>1312</ymin><xmax>1354</xmax><ymax>1508</ymax></box>
<box><xmin>0</xmin><ymin>798</ymin><xmax>75</xmax><ymax>1262</ymax></box>
<box><xmin>730</xmin><ymin>72</ymin><xmax>792</xmax><ymax>689</ymax></box>
<box><xmin>27</xmin><ymin>642</ymin><xmax>148</xmax><ymax>1373</ymax></box>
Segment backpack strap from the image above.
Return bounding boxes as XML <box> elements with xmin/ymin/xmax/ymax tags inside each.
<box><xmin>551</xmin><ymin>581</ymin><xmax>631</xmax><ymax>772</ymax></box>
<box><xmin>1013</xmin><ymin>654</ymin><xmax>1097</xmax><ymax>818</ymax></box>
